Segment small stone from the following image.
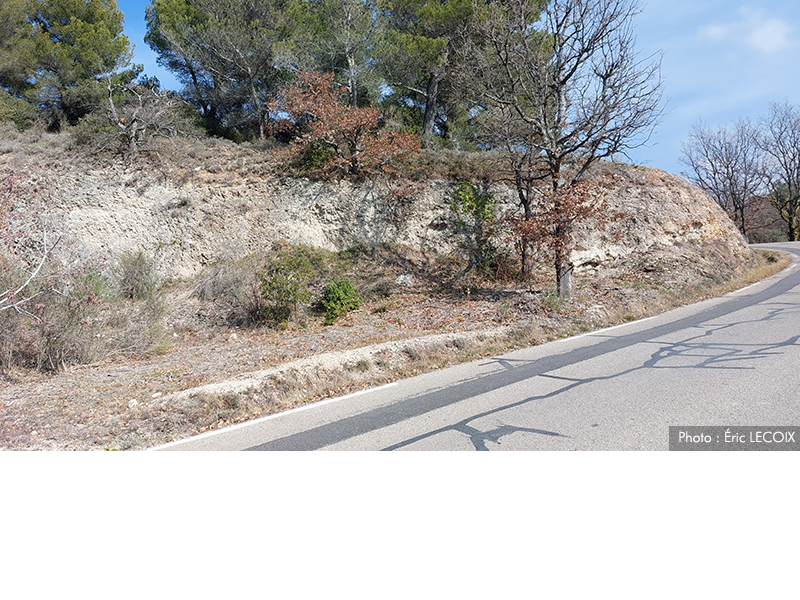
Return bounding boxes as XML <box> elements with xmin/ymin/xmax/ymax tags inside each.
<box><xmin>152</xmin><ymin>392</ymin><xmax>163</xmax><ymax>399</ymax></box>
<box><xmin>128</xmin><ymin>399</ymin><xmax>139</xmax><ymax>408</ymax></box>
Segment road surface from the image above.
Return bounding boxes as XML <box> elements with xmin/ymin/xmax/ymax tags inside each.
<box><xmin>157</xmin><ymin>242</ymin><xmax>800</xmax><ymax>451</ymax></box>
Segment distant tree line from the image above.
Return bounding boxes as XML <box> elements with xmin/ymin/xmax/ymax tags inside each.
<box><xmin>681</xmin><ymin>102</ymin><xmax>800</xmax><ymax>242</ymax></box>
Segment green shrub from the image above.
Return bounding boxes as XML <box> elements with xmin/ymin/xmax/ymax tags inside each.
<box><xmin>259</xmin><ymin>250</ymin><xmax>314</xmax><ymax>325</ymax></box>
<box><xmin>299</xmin><ymin>141</ymin><xmax>336</xmax><ymax>170</ymax></box>
<box><xmin>321</xmin><ymin>278</ymin><xmax>361</xmax><ymax>325</ymax></box>
<box><xmin>450</xmin><ymin>181</ymin><xmax>501</xmax><ymax>278</ymax></box>
<box><xmin>0</xmin><ymin>90</ymin><xmax>36</xmax><ymax>132</ymax></box>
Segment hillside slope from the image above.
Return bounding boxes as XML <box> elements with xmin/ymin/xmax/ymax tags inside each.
<box><xmin>4</xmin><ymin>145</ymin><xmax>754</xmax><ymax>281</ymax></box>
<box><xmin>0</xmin><ymin>140</ymin><xmax>772</xmax><ymax>450</ymax></box>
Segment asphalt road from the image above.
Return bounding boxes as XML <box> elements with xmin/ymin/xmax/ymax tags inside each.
<box><xmin>157</xmin><ymin>242</ymin><xmax>800</xmax><ymax>451</ymax></box>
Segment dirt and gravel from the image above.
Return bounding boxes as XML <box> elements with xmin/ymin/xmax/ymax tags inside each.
<box><xmin>1</xmin><ymin>134</ymin><xmax>776</xmax><ymax>450</ymax></box>
<box><xmin>0</xmin><ymin>245</ymin><xmax>786</xmax><ymax>451</ymax></box>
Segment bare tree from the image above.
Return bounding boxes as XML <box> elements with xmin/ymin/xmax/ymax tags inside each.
<box><xmin>103</xmin><ymin>78</ymin><xmax>194</xmax><ymax>156</ymax></box>
<box><xmin>466</xmin><ymin>0</ymin><xmax>663</xmax><ymax>299</ymax></box>
<box><xmin>680</xmin><ymin>118</ymin><xmax>765</xmax><ymax>237</ymax></box>
<box><xmin>759</xmin><ymin>101</ymin><xmax>800</xmax><ymax>241</ymax></box>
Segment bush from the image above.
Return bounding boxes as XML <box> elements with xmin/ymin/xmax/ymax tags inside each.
<box><xmin>194</xmin><ymin>254</ymin><xmax>269</xmax><ymax>326</ymax></box>
<box><xmin>259</xmin><ymin>250</ymin><xmax>315</xmax><ymax>325</ymax></box>
<box><xmin>0</xmin><ymin>90</ymin><xmax>37</xmax><ymax>132</ymax></box>
<box><xmin>1</xmin><ymin>163</ymin><xmax>104</xmax><ymax>373</ymax></box>
<box><xmin>196</xmin><ymin>245</ymin><xmax>334</xmax><ymax>327</ymax></box>
<box><xmin>747</xmin><ymin>229</ymin><xmax>787</xmax><ymax>244</ymax></box>
<box><xmin>117</xmin><ymin>250</ymin><xmax>158</xmax><ymax>301</ymax></box>
<box><xmin>299</xmin><ymin>141</ymin><xmax>336</xmax><ymax>171</ymax></box>
<box><xmin>29</xmin><ymin>283</ymin><xmax>101</xmax><ymax>371</ymax></box>
<box><xmin>321</xmin><ymin>278</ymin><xmax>361</xmax><ymax>325</ymax></box>
<box><xmin>0</xmin><ymin>257</ymin><xmax>102</xmax><ymax>373</ymax></box>
<box><xmin>451</xmin><ymin>181</ymin><xmax>500</xmax><ymax>278</ymax></box>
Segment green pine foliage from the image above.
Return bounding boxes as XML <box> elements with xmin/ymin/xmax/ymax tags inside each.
<box><xmin>0</xmin><ymin>0</ymin><xmax>137</xmax><ymax>130</ymax></box>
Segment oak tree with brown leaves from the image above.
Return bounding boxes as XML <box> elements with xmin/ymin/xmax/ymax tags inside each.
<box><xmin>507</xmin><ymin>177</ymin><xmax>618</xmax><ymax>289</ymax></box>
<box><xmin>270</xmin><ymin>70</ymin><xmax>419</xmax><ymax>177</ymax></box>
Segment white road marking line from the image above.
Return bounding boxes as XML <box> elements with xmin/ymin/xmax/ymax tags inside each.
<box><xmin>554</xmin><ymin>315</ymin><xmax>658</xmax><ymax>343</ymax></box>
<box><xmin>150</xmin><ymin>382</ymin><xmax>399</xmax><ymax>450</ymax></box>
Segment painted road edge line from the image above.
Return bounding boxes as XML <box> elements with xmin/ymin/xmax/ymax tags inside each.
<box><xmin>149</xmin><ymin>382</ymin><xmax>399</xmax><ymax>450</ymax></box>
<box><xmin>553</xmin><ymin>315</ymin><xmax>659</xmax><ymax>344</ymax></box>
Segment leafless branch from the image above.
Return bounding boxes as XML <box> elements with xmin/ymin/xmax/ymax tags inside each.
<box><xmin>464</xmin><ymin>0</ymin><xmax>663</xmax><ymax>297</ymax></box>
<box><xmin>680</xmin><ymin>118</ymin><xmax>766</xmax><ymax>237</ymax></box>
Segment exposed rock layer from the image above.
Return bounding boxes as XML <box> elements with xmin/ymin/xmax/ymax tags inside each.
<box><xmin>10</xmin><ymin>156</ymin><xmax>753</xmax><ymax>279</ymax></box>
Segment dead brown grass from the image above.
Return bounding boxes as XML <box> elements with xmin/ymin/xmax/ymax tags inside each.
<box><xmin>141</xmin><ymin>249</ymin><xmax>790</xmax><ymax>443</ymax></box>
<box><xmin>4</xmin><ymin>129</ymin><xmax>792</xmax><ymax>449</ymax></box>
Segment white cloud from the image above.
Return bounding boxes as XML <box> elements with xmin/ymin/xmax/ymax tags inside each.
<box><xmin>747</xmin><ymin>17</ymin><xmax>792</xmax><ymax>53</ymax></box>
<box><xmin>698</xmin><ymin>9</ymin><xmax>794</xmax><ymax>54</ymax></box>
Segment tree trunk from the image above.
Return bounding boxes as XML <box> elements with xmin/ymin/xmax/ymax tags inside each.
<box><xmin>556</xmin><ymin>260</ymin><xmax>573</xmax><ymax>300</ymax></box>
<box><xmin>555</xmin><ymin>222</ymin><xmax>573</xmax><ymax>301</ymax></box>
<box><xmin>554</xmin><ymin>188</ymin><xmax>573</xmax><ymax>301</ymax></box>
<box><xmin>421</xmin><ymin>72</ymin><xmax>440</xmax><ymax>149</ymax></box>
<box><xmin>248</xmin><ymin>77</ymin><xmax>268</xmax><ymax>141</ymax></box>
<box><xmin>348</xmin><ymin>140</ymin><xmax>361</xmax><ymax>174</ymax></box>
<box><xmin>521</xmin><ymin>242</ymin><xmax>534</xmax><ymax>277</ymax></box>
<box><xmin>738</xmin><ymin>205</ymin><xmax>747</xmax><ymax>237</ymax></box>
<box><xmin>515</xmin><ymin>169</ymin><xmax>534</xmax><ymax>276</ymax></box>
<box><xmin>347</xmin><ymin>54</ymin><xmax>358</xmax><ymax>107</ymax></box>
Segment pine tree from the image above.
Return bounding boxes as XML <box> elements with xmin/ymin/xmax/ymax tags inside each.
<box><xmin>146</xmin><ymin>0</ymin><xmax>294</xmax><ymax>140</ymax></box>
<box><xmin>27</xmin><ymin>0</ymin><xmax>137</xmax><ymax>129</ymax></box>
<box><xmin>377</xmin><ymin>0</ymin><xmax>475</xmax><ymax>147</ymax></box>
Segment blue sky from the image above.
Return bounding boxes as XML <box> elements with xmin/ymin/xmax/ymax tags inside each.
<box><xmin>116</xmin><ymin>0</ymin><xmax>800</xmax><ymax>176</ymax></box>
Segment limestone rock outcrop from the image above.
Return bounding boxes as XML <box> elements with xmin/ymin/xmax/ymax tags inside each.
<box><xmin>10</xmin><ymin>156</ymin><xmax>753</xmax><ymax>280</ymax></box>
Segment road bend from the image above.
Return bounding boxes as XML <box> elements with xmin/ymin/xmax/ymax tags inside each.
<box><xmin>157</xmin><ymin>242</ymin><xmax>800</xmax><ymax>451</ymax></box>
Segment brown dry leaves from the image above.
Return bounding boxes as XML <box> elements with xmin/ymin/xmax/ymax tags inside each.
<box><xmin>0</xmin><ymin>248</ymin><xmax>785</xmax><ymax>451</ymax></box>
<box><xmin>270</xmin><ymin>70</ymin><xmax>419</xmax><ymax>177</ymax></box>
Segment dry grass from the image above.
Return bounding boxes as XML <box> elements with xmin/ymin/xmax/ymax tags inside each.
<box><xmin>1</xmin><ymin>246</ymin><xmax>788</xmax><ymax>450</ymax></box>
<box><xmin>130</xmin><ymin>248</ymin><xmax>790</xmax><ymax>445</ymax></box>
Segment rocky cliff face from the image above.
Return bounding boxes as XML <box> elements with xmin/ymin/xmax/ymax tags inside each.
<box><xmin>570</xmin><ymin>162</ymin><xmax>755</xmax><ymax>275</ymax></box>
<box><xmin>9</xmin><ymin>154</ymin><xmax>753</xmax><ymax>280</ymax></box>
